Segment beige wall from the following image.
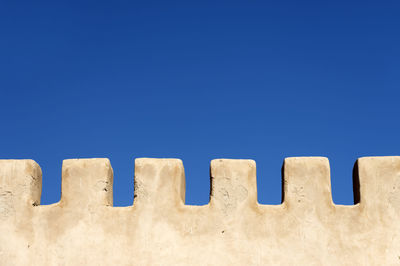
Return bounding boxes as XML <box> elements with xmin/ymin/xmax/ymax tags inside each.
<box><xmin>0</xmin><ymin>157</ymin><xmax>399</xmax><ymax>265</ymax></box>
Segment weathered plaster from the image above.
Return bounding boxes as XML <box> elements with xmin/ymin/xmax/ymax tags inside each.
<box><xmin>0</xmin><ymin>157</ymin><xmax>399</xmax><ymax>265</ymax></box>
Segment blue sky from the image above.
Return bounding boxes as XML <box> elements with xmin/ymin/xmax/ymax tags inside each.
<box><xmin>1</xmin><ymin>1</ymin><xmax>399</xmax><ymax>206</ymax></box>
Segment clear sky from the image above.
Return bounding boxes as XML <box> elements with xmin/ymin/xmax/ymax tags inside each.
<box><xmin>1</xmin><ymin>1</ymin><xmax>399</xmax><ymax>206</ymax></box>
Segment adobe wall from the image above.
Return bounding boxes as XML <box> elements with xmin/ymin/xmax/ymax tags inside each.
<box><xmin>0</xmin><ymin>157</ymin><xmax>399</xmax><ymax>265</ymax></box>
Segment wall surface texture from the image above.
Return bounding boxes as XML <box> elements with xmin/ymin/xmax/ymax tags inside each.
<box><xmin>0</xmin><ymin>157</ymin><xmax>399</xmax><ymax>265</ymax></box>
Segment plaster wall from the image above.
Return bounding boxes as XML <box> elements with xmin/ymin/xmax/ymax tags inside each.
<box><xmin>0</xmin><ymin>157</ymin><xmax>399</xmax><ymax>265</ymax></box>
